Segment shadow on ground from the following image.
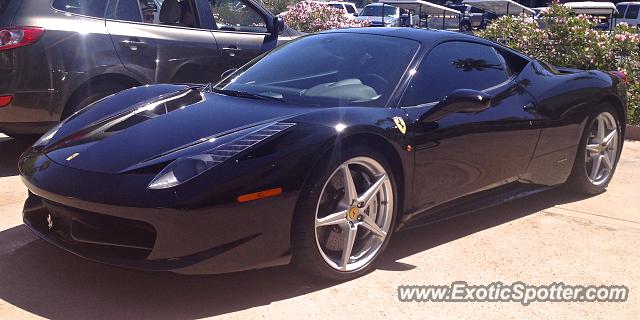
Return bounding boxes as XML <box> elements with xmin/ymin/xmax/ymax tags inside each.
<box><xmin>0</xmin><ymin>188</ymin><xmax>590</xmax><ymax>319</ymax></box>
<box><xmin>0</xmin><ymin>137</ymin><xmax>34</xmax><ymax>177</ymax></box>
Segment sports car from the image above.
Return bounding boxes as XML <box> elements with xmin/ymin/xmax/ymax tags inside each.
<box><xmin>19</xmin><ymin>28</ymin><xmax>627</xmax><ymax>280</ymax></box>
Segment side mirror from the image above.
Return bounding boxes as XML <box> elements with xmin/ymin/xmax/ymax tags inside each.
<box><xmin>271</xmin><ymin>16</ymin><xmax>285</xmax><ymax>37</ymax></box>
<box><xmin>221</xmin><ymin>68</ymin><xmax>238</xmax><ymax>79</ymax></box>
<box><xmin>353</xmin><ymin>13</ymin><xmax>359</xmax><ymax>17</ymax></box>
<box><xmin>420</xmin><ymin>89</ymin><xmax>492</xmax><ymax>123</ymax></box>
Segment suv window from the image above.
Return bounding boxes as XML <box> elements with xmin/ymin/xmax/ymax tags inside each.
<box><xmin>107</xmin><ymin>0</ymin><xmax>199</xmax><ymax>27</ymax></box>
<box><xmin>470</xmin><ymin>6</ymin><xmax>484</xmax><ymax>13</ymax></box>
<box><xmin>209</xmin><ymin>0</ymin><xmax>267</xmax><ymax>32</ymax></box>
<box><xmin>615</xmin><ymin>5</ymin><xmax>628</xmax><ymax>18</ymax></box>
<box><xmin>402</xmin><ymin>41</ymin><xmax>509</xmax><ymax>106</ymax></box>
<box><xmin>52</xmin><ymin>0</ymin><xmax>109</xmax><ymax>18</ymax></box>
<box><xmin>625</xmin><ymin>5</ymin><xmax>639</xmax><ymax>19</ymax></box>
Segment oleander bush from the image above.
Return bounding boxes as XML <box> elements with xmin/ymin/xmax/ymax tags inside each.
<box><xmin>477</xmin><ymin>4</ymin><xmax>640</xmax><ymax>125</ymax></box>
<box><xmin>281</xmin><ymin>1</ymin><xmax>370</xmax><ymax>33</ymax></box>
<box><xmin>261</xmin><ymin>0</ymin><xmax>299</xmax><ymax>15</ymax></box>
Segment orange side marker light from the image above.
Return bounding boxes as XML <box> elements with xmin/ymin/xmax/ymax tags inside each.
<box><xmin>237</xmin><ymin>188</ymin><xmax>283</xmax><ymax>203</ymax></box>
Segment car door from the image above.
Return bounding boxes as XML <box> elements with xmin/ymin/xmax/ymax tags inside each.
<box><xmin>400</xmin><ymin>41</ymin><xmax>542</xmax><ymax>211</ymax></box>
<box><xmin>105</xmin><ymin>0</ymin><xmax>221</xmax><ymax>84</ymax></box>
<box><xmin>207</xmin><ymin>0</ymin><xmax>279</xmax><ymax>76</ymax></box>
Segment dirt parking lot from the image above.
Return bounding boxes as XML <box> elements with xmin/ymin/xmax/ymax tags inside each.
<box><xmin>0</xmin><ymin>134</ymin><xmax>638</xmax><ymax>319</ymax></box>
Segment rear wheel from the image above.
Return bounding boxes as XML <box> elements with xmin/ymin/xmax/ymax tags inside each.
<box><xmin>566</xmin><ymin>104</ymin><xmax>622</xmax><ymax>194</ymax></box>
<box><xmin>292</xmin><ymin>147</ymin><xmax>397</xmax><ymax>280</ymax></box>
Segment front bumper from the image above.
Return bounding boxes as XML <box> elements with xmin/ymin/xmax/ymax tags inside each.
<box><xmin>20</xmin><ymin>153</ymin><xmax>297</xmax><ymax>275</ymax></box>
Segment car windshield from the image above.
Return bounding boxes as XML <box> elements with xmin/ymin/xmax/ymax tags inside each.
<box><xmin>214</xmin><ymin>33</ymin><xmax>419</xmax><ymax>107</ymax></box>
<box><xmin>360</xmin><ymin>5</ymin><xmax>398</xmax><ymax>16</ymax></box>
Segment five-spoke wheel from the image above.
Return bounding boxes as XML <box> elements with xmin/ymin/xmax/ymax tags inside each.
<box><xmin>584</xmin><ymin>112</ymin><xmax>619</xmax><ymax>186</ymax></box>
<box><xmin>314</xmin><ymin>157</ymin><xmax>393</xmax><ymax>272</ymax></box>
<box><xmin>292</xmin><ymin>148</ymin><xmax>396</xmax><ymax>280</ymax></box>
<box><xmin>567</xmin><ymin>105</ymin><xmax>622</xmax><ymax>194</ymax></box>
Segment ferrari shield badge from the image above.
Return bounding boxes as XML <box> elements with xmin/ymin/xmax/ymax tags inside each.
<box><xmin>393</xmin><ymin>117</ymin><xmax>407</xmax><ymax>135</ymax></box>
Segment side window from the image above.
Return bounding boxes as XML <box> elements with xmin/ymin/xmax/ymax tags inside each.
<box><xmin>106</xmin><ymin>0</ymin><xmax>143</xmax><ymax>22</ymax></box>
<box><xmin>209</xmin><ymin>0</ymin><xmax>267</xmax><ymax>33</ymax></box>
<box><xmin>615</xmin><ymin>5</ymin><xmax>628</xmax><ymax>18</ymax></box>
<box><xmin>346</xmin><ymin>5</ymin><xmax>356</xmax><ymax>14</ymax></box>
<box><xmin>470</xmin><ymin>7</ymin><xmax>484</xmax><ymax>14</ymax></box>
<box><xmin>52</xmin><ymin>0</ymin><xmax>108</xmax><ymax>18</ymax></box>
<box><xmin>625</xmin><ymin>5</ymin><xmax>639</xmax><ymax>19</ymax></box>
<box><xmin>401</xmin><ymin>41</ymin><xmax>509</xmax><ymax>106</ymax></box>
<box><xmin>107</xmin><ymin>0</ymin><xmax>200</xmax><ymax>28</ymax></box>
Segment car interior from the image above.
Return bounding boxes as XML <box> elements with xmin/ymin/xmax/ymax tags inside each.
<box><xmin>218</xmin><ymin>35</ymin><xmax>419</xmax><ymax>106</ymax></box>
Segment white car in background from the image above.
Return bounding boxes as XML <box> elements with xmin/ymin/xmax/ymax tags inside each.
<box><xmin>613</xmin><ymin>2</ymin><xmax>640</xmax><ymax>26</ymax></box>
<box><xmin>325</xmin><ymin>1</ymin><xmax>359</xmax><ymax>17</ymax></box>
<box><xmin>357</xmin><ymin>3</ymin><xmax>401</xmax><ymax>26</ymax></box>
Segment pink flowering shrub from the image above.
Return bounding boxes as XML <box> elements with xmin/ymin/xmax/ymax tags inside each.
<box><xmin>281</xmin><ymin>1</ymin><xmax>370</xmax><ymax>33</ymax></box>
<box><xmin>477</xmin><ymin>4</ymin><xmax>640</xmax><ymax>125</ymax></box>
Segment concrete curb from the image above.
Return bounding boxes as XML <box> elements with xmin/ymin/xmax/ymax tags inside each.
<box><xmin>626</xmin><ymin>125</ymin><xmax>640</xmax><ymax>141</ymax></box>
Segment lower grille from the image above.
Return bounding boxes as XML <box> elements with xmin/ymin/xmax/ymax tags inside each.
<box><xmin>24</xmin><ymin>193</ymin><xmax>156</xmax><ymax>260</ymax></box>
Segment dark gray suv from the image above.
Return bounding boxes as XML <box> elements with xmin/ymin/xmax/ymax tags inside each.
<box><xmin>0</xmin><ymin>0</ymin><xmax>299</xmax><ymax>137</ymax></box>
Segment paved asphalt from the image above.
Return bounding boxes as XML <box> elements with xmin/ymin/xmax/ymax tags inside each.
<box><xmin>0</xmin><ymin>134</ymin><xmax>638</xmax><ymax>319</ymax></box>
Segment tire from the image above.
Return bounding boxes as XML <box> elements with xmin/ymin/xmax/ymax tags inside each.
<box><xmin>291</xmin><ymin>146</ymin><xmax>398</xmax><ymax>280</ymax></box>
<box><xmin>62</xmin><ymin>82</ymin><xmax>129</xmax><ymax>120</ymax></box>
<box><xmin>565</xmin><ymin>104</ymin><xmax>623</xmax><ymax>195</ymax></box>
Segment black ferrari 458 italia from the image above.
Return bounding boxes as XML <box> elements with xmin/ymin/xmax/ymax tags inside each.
<box><xmin>19</xmin><ymin>28</ymin><xmax>627</xmax><ymax>280</ymax></box>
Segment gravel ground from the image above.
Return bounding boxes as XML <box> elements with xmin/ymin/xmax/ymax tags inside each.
<box><xmin>0</xmin><ymin>134</ymin><xmax>638</xmax><ymax>320</ymax></box>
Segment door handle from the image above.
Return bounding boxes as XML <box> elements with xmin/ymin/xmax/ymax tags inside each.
<box><xmin>222</xmin><ymin>46</ymin><xmax>242</xmax><ymax>57</ymax></box>
<box><xmin>120</xmin><ymin>39</ymin><xmax>147</xmax><ymax>51</ymax></box>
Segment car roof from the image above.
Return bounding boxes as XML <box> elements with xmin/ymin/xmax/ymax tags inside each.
<box><xmin>617</xmin><ymin>2</ymin><xmax>640</xmax><ymax>4</ymax></box>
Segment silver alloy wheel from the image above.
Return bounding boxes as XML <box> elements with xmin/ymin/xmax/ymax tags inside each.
<box><xmin>314</xmin><ymin>156</ymin><xmax>394</xmax><ymax>272</ymax></box>
<box><xmin>585</xmin><ymin>112</ymin><xmax>619</xmax><ymax>186</ymax></box>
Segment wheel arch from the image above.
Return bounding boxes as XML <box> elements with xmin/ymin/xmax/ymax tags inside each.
<box><xmin>597</xmin><ymin>94</ymin><xmax>627</xmax><ymax>135</ymax></box>
<box><xmin>63</xmin><ymin>73</ymin><xmax>142</xmax><ymax>118</ymax></box>
<box><xmin>297</xmin><ymin>131</ymin><xmax>409</xmax><ymax>225</ymax></box>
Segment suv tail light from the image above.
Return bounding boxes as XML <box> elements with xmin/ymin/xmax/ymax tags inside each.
<box><xmin>0</xmin><ymin>95</ymin><xmax>12</xmax><ymax>107</ymax></box>
<box><xmin>0</xmin><ymin>27</ymin><xmax>45</xmax><ymax>51</ymax></box>
<box><xmin>609</xmin><ymin>70</ymin><xmax>628</xmax><ymax>85</ymax></box>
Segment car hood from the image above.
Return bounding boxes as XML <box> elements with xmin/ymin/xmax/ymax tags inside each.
<box><xmin>43</xmin><ymin>87</ymin><xmax>317</xmax><ymax>174</ymax></box>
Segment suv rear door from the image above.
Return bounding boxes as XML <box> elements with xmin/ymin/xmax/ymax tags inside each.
<box><xmin>105</xmin><ymin>0</ymin><xmax>221</xmax><ymax>84</ymax></box>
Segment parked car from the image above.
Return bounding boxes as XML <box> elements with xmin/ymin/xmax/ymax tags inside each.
<box><xmin>357</xmin><ymin>3</ymin><xmax>400</xmax><ymax>26</ymax></box>
<box><xmin>20</xmin><ymin>28</ymin><xmax>627</xmax><ymax>279</ymax></box>
<box><xmin>325</xmin><ymin>1</ymin><xmax>359</xmax><ymax>18</ymax></box>
<box><xmin>446</xmin><ymin>4</ymin><xmax>485</xmax><ymax>30</ymax></box>
<box><xmin>613</xmin><ymin>2</ymin><xmax>640</xmax><ymax>26</ymax></box>
<box><xmin>0</xmin><ymin>0</ymin><xmax>299</xmax><ymax>137</ymax></box>
<box><xmin>563</xmin><ymin>1</ymin><xmax>618</xmax><ymax>30</ymax></box>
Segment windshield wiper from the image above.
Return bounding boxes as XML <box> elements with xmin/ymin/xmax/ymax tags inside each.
<box><xmin>212</xmin><ymin>88</ymin><xmax>286</xmax><ymax>103</ymax></box>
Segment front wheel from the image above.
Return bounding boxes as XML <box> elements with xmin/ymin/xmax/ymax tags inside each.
<box><xmin>566</xmin><ymin>104</ymin><xmax>623</xmax><ymax>194</ymax></box>
<box><xmin>292</xmin><ymin>147</ymin><xmax>397</xmax><ymax>280</ymax></box>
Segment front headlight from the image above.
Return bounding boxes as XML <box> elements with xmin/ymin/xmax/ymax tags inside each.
<box><xmin>32</xmin><ymin>122</ymin><xmax>63</xmax><ymax>148</ymax></box>
<box><xmin>147</xmin><ymin>122</ymin><xmax>295</xmax><ymax>189</ymax></box>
